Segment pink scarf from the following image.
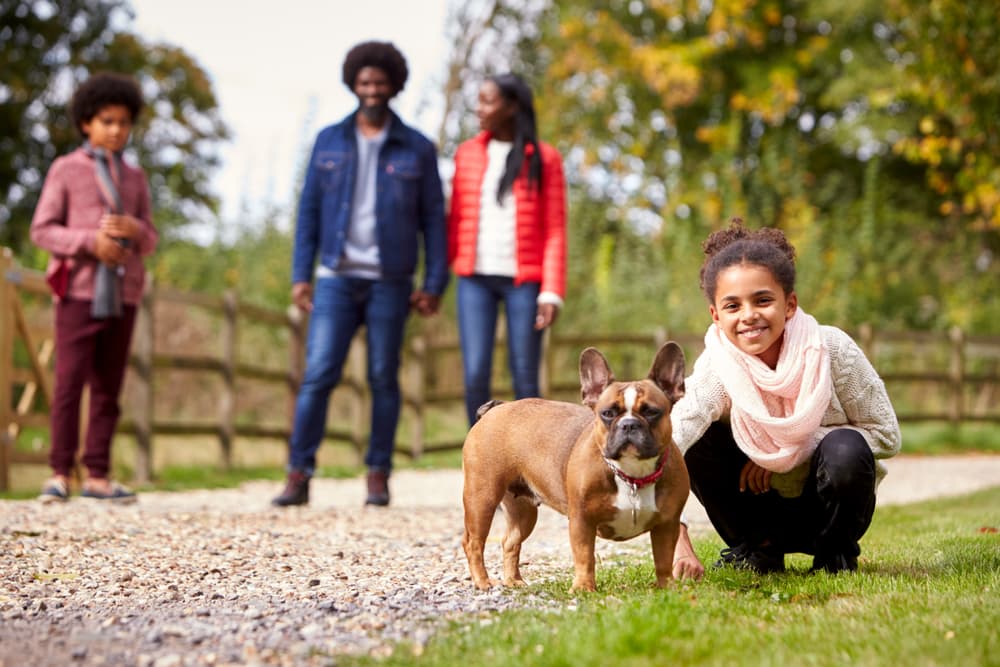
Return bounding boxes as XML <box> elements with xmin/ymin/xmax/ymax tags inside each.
<box><xmin>705</xmin><ymin>308</ymin><xmax>832</xmax><ymax>473</ymax></box>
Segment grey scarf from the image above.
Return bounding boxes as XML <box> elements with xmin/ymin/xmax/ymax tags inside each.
<box><xmin>84</xmin><ymin>142</ymin><xmax>129</xmax><ymax>318</ymax></box>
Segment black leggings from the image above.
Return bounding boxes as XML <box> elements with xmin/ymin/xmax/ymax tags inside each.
<box><xmin>684</xmin><ymin>422</ymin><xmax>877</xmax><ymax>556</ymax></box>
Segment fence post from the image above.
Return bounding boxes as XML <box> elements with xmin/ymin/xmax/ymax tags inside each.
<box><xmin>858</xmin><ymin>322</ymin><xmax>875</xmax><ymax>360</ymax></box>
<box><xmin>408</xmin><ymin>334</ymin><xmax>426</xmax><ymax>459</ymax></box>
<box><xmin>540</xmin><ymin>328</ymin><xmax>552</xmax><ymax>398</ymax></box>
<box><xmin>349</xmin><ymin>338</ymin><xmax>366</xmax><ymax>462</ymax></box>
<box><xmin>132</xmin><ymin>279</ymin><xmax>155</xmax><ymax>484</ymax></box>
<box><xmin>286</xmin><ymin>304</ymin><xmax>305</xmax><ymax>432</ymax></box>
<box><xmin>0</xmin><ymin>249</ymin><xmax>14</xmax><ymax>491</ymax></box>
<box><xmin>948</xmin><ymin>325</ymin><xmax>965</xmax><ymax>426</ymax></box>
<box><xmin>219</xmin><ymin>290</ymin><xmax>237</xmax><ymax>469</ymax></box>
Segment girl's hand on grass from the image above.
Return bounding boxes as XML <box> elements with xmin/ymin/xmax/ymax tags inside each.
<box><xmin>740</xmin><ymin>460</ymin><xmax>772</xmax><ymax>494</ymax></box>
<box><xmin>672</xmin><ymin>522</ymin><xmax>705</xmax><ymax>580</ymax></box>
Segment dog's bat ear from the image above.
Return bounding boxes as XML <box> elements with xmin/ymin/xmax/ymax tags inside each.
<box><xmin>580</xmin><ymin>347</ymin><xmax>614</xmax><ymax>408</ymax></box>
<box><xmin>648</xmin><ymin>341</ymin><xmax>686</xmax><ymax>403</ymax></box>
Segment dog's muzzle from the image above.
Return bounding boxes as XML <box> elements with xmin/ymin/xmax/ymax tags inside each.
<box><xmin>605</xmin><ymin>416</ymin><xmax>658</xmax><ymax>459</ymax></box>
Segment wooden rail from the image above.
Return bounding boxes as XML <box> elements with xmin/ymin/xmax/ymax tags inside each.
<box><xmin>2</xmin><ymin>248</ymin><xmax>999</xmax><ymax>489</ymax></box>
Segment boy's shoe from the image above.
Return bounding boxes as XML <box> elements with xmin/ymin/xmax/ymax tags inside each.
<box><xmin>80</xmin><ymin>481</ymin><xmax>137</xmax><ymax>504</ymax></box>
<box><xmin>810</xmin><ymin>551</ymin><xmax>858</xmax><ymax>574</ymax></box>
<box><xmin>38</xmin><ymin>478</ymin><xmax>69</xmax><ymax>503</ymax></box>
<box><xmin>272</xmin><ymin>470</ymin><xmax>310</xmax><ymax>506</ymax></box>
<box><xmin>714</xmin><ymin>543</ymin><xmax>786</xmax><ymax>574</ymax></box>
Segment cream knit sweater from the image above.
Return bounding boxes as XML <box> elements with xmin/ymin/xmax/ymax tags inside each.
<box><xmin>671</xmin><ymin>325</ymin><xmax>901</xmax><ymax>497</ymax></box>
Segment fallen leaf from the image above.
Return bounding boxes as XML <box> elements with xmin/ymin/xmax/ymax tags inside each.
<box><xmin>978</xmin><ymin>526</ymin><xmax>998</xmax><ymax>534</ymax></box>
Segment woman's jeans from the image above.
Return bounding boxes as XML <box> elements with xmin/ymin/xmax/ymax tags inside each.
<box><xmin>288</xmin><ymin>276</ymin><xmax>412</xmax><ymax>475</ymax></box>
<box><xmin>684</xmin><ymin>422</ymin><xmax>877</xmax><ymax>557</ymax></box>
<box><xmin>457</xmin><ymin>275</ymin><xmax>542</xmax><ymax>426</ymax></box>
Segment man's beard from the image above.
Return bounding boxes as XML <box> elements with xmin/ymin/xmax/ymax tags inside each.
<box><xmin>360</xmin><ymin>102</ymin><xmax>389</xmax><ymax>123</ymax></box>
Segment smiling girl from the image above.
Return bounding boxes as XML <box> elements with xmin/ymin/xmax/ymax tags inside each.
<box><xmin>671</xmin><ymin>219</ymin><xmax>900</xmax><ymax>574</ymax></box>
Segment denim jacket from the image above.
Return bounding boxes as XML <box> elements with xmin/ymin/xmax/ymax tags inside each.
<box><xmin>292</xmin><ymin>110</ymin><xmax>449</xmax><ymax>295</ymax></box>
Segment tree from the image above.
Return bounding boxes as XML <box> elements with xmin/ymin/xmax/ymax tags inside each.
<box><xmin>439</xmin><ymin>0</ymin><xmax>999</xmax><ymax>333</ymax></box>
<box><xmin>0</xmin><ymin>0</ymin><xmax>229</xmax><ymax>256</ymax></box>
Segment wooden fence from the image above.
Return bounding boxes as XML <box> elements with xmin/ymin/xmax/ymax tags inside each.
<box><xmin>2</xmin><ymin>247</ymin><xmax>999</xmax><ymax>489</ymax></box>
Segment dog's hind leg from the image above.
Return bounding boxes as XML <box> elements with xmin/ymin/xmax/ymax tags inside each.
<box><xmin>462</xmin><ymin>476</ymin><xmax>506</xmax><ymax>590</ymax></box>
<box><xmin>499</xmin><ymin>491</ymin><xmax>539</xmax><ymax>586</ymax></box>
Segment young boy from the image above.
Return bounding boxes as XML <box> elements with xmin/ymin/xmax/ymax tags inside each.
<box><xmin>30</xmin><ymin>72</ymin><xmax>158</xmax><ymax>502</ymax></box>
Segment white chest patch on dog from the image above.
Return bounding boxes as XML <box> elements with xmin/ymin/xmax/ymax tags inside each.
<box><xmin>603</xmin><ymin>476</ymin><xmax>658</xmax><ymax>540</ymax></box>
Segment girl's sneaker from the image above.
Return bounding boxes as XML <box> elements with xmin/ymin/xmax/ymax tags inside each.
<box><xmin>38</xmin><ymin>478</ymin><xmax>69</xmax><ymax>503</ymax></box>
<box><xmin>80</xmin><ymin>481</ymin><xmax>137</xmax><ymax>504</ymax></box>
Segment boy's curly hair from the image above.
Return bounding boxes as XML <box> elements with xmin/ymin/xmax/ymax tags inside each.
<box><xmin>70</xmin><ymin>72</ymin><xmax>144</xmax><ymax>137</ymax></box>
<box><xmin>699</xmin><ymin>217</ymin><xmax>797</xmax><ymax>302</ymax></box>
<box><xmin>341</xmin><ymin>41</ymin><xmax>408</xmax><ymax>96</ymax></box>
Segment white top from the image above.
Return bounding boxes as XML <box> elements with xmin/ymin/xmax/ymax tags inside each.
<box><xmin>474</xmin><ymin>139</ymin><xmax>517</xmax><ymax>277</ymax></box>
<box><xmin>671</xmin><ymin>325</ymin><xmax>901</xmax><ymax>498</ymax></box>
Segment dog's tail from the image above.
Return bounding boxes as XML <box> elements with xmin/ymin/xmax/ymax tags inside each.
<box><xmin>475</xmin><ymin>399</ymin><xmax>505</xmax><ymax>422</ymax></box>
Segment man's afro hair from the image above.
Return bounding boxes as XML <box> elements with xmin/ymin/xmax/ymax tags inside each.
<box><xmin>342</xmin><ymin>41</ymin><xmax>408</xmax><ymax>96</ymax></box>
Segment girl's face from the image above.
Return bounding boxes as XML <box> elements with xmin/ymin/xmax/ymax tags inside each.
<box><xmin>476</xmin><ymin>80</ymin><xmax>516</xmax><ymax>138</ymax></box>
<box><xmin>81</xmin><ymin>104</ymin><xmax>133</xmax><ymax>153</ymax></box>
<box><xmin>710</xmin><ymin>263</ymin><xmax>798</xmax><ymax>369</ymax></box>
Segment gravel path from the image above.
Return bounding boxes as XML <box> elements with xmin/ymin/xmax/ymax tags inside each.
<box><xmin>2</xmin><ymin>454</ymin><xmax>999</xmax><ymax>667</ymax></box>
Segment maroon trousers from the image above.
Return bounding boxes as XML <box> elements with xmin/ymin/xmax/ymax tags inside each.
<box><xmin>49</xmin><ymin>299</ymin><xmax>136</xmax><ymax>478</ymax></box>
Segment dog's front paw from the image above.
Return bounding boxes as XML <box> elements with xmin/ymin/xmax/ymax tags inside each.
<box><xmin>472</xmin><ymin>578</ymin><xmax>499</xmax><ymax>591</ymax></box>
<box><xmin>570</xmin><ymin>578</ymin><xmax>597</xmax><ymax>593</ymax></box>
<box><xmin>502</xmin><ymin>577</ymin><xmax>528</xmax><ymax>588</ymax></box>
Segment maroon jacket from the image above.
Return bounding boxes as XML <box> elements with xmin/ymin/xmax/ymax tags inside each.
<box><xmin>30</xmin><ymin>147</ymin><xmax>157</xmax><ymax>305</ymax></box>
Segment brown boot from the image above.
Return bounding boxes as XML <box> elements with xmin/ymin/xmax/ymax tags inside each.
<box><xmin>365</xmin><ymin>469</ymin><xmax>390</xmax><ymax>506</ymax></box>
<box><xmin>272</xmin><ymin>470</ymin><xmax>310</xmax><ymax>507</ymax></box>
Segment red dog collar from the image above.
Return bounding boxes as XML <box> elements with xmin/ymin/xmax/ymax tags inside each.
<box><xmin>606</xmin><ymin>451</ymin><xmax>668</xmax><ymax>489</ymax></box>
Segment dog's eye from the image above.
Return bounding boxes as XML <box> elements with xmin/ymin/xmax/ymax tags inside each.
<box><xmin>600</xmin><ymin>408</ymin><xmax>618</xmax><ymax>422</ymax></box>
<box><xmin>641</xmin><ymin>406</ymin><xmax>663</xmax><ymax>422</ymax></box>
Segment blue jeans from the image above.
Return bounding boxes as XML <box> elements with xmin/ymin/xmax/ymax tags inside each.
<box><xmin>457</xmin><ymin>275</ymin><xmax>542</xmax><ymax>426</ymax></box>
<box><xmin>288</xmin><ymin>275</ymin><xmax>412</xmax><ymax>475</ymax></box>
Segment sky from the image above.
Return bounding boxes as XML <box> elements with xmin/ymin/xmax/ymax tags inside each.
<box><xmin>128</xmin><ymin>0</ymin><xmax>454</xmax><ymax>236</ymax></box>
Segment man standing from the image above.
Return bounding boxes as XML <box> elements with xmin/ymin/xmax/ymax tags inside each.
<box><xmin>273</xmin><ymin>41</ymin><xmax>448</xmax><ymax>507</ymax></box>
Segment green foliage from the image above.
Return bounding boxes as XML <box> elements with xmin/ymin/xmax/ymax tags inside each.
<box><xmin>0</xmin><ymin>0</ymin><xmax>230</xmax><ymax>256</ymax></box>
<box><xmin>439</xmin><ymin>0</ymin><xmax>999</xmax><ymax>335</ymax></box>
<box><xmin>342</xmin><ymin>487</ymin><xmax>1000</xmax><ymax>667</ymax></box>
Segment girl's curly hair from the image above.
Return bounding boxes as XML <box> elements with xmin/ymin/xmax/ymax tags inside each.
<box><xmin>341</xmin><ymin>41</ymin><xmax>408</xmax><ymax>96</ymax></box>
<box><xmin>699</xmin><ymin>217</ymin><xmax>797</xmax><ymax>302</ymax></box>
<box><xmin>70</xmin><ymin>72</ymin><xmax>144</xmax><ymax>137</ymax></box>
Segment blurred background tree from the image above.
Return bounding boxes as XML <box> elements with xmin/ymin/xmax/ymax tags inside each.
<box><xmin>438</xmin><ymin>0</ymin><xmax>1000</xmax><ymax>335</ymax></box>
<box><xmin>0</xmin><ymin>0</ymin><xmax>230</xmax><ymax>260</ymax></box>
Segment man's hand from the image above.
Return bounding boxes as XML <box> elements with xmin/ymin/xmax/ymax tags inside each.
<box><xmin>673</xmin><ymin>522</ymin><xmax>705</xmax><ymax>580</ymax></box>
<box><xmin>740</xmin><ymin>460</ymin><xmax>772</xmax><ymax>494</ymax></box>
<box><xmin>410</xmin><ymin>290</ymin><xmax>440</xmax><ymax>317</ymax></box>
<box><xmin>534</xmin><ymin>302</ymin><xmax>559</xmax><ymax>330</ymax></box>
<box><xmin>291</xmin><ymin>282</ymin><xmax>313</xmax><ymax>313</ymax></box>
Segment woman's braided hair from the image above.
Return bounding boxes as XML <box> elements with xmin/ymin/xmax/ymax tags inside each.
<box><xmin>699</xmin><ymin>217</ymin><xmax>797</xmax><ymax>302</ymax></box>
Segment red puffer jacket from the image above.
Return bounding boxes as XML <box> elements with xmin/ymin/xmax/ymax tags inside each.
<box><xmin>448</xmin><ymin>131</ymin><xmax>567</xmax><ymax>298</ymax></box>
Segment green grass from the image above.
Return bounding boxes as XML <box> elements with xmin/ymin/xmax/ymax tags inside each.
<box><xmin>344</xmin><ymin>487</ymin><xmax>1000</xmax><ymax>667</ymax></box>
<box><xmin>900</xmin><ymin>422</ymin><xmax>1000</xmax><ymax>454</ymax></box>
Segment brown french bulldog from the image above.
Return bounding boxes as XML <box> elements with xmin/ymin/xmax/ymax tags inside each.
<box><xmin>461</xmin><ymin>342</ymin><xmax>689</xmax><ymax>592</ymax></box>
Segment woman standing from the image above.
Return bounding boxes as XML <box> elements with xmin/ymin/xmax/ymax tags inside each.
<box><xmin>448</xmin><ymin>73</ymin><xmax>567</xmax><ymax>426</ymax></box>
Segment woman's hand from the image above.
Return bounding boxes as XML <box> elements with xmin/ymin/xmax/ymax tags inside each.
<box><xmin>534</xmin><ymin>302</ymin><xmax>559</xmax><ymax>330</ymax></box>
<box><xmin>740</xmin><ymin>460</ymin><xmax>772</xmax><ymax>494</ymax></box>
